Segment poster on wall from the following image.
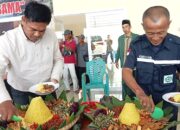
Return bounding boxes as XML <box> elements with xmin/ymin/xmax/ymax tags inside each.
<box><xmin>0</xmin><ymin>0</ymin><xmax>25</xmax><ymax>23</ymax></box>
<box><xmin>0</xmin><ymin>0</ymin><xmax>53</xmax><ymax>35</ymax></box>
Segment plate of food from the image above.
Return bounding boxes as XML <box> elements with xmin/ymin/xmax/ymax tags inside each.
<box><xmin>162</xmin><ymin>92</ymin><xmax>180</xmax><ymax>107</ymax></box>
<box><xmin>29</xmin><ymin>82</ymin><xmax>59</xmax><ymax>95</ymax></box>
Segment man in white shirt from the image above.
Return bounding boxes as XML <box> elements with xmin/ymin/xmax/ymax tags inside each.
<box><xmin>0</xmin><ymin>1</ymin><xmax>63</xmax><ymax>121</ymax></box>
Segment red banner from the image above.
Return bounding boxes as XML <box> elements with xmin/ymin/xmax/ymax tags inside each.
<box><xmin>0</xmin><ymin>0</ymin><xmax>53</xmax><ymax>23</ymax></box>
<box><xmin>0</xmin><ymin>0</ymin><xmax>25</xmax><ymax>22</ymax></box>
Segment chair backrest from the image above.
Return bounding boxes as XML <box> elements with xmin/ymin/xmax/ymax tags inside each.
<box><xmin>86</xmin><ymin>58</ymin><xmax>106</xmax><ymax>84</ymax></box>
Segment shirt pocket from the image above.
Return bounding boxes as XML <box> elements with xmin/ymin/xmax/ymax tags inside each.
<box><xmin>136</xmin><ymin>62</ymin><xmax>153</xmax><ymax>84</ymax></box>
<box><xmin>159</xmin><ymin>65</ymin><xmax>176</xmax><ymax>86</ymax></box>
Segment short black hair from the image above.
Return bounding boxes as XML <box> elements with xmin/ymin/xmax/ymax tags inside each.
<box><xmin>24</xmin><ymin>1</ymin><xmax>51</xmax><ymax>24</ymax></box>
<box><xmin>142</xmin><ymin>6</ymin><xmax>170</xmax><ymax>21</ymax></box>
<box><xmin>122</xmin><ymin>19</ymin><xmax>131</xmax><ymax>26</ymax></box>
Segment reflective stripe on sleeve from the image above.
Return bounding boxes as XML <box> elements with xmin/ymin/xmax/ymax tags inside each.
<box><xmin>137</xmin><ymin>58</ymin><xmax>180</xmax><ymax>65</ymax></box>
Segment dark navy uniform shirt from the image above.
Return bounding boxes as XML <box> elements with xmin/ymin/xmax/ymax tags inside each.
<box><xmin>124</xmin><ymin>33</ymin><xmax>180</xmax><ymax>104</ymax></box>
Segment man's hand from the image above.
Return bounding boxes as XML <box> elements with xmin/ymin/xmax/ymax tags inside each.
<box><xmin>136</xmin><ymin>92</ymin><xmax>155</xmax><ymax>112</ymax></box>
<box><xmin>0</xmin><ymin>100</ymin><xmax>17</xmax><ymax>121</ymax></box>
<box><xmin>51</xmin><ymin>79</ymin><xmax>58</xmax><ymax>84</ymax></box>
<box><xmin>122</xmin><ymin>68</ymin><xmax>155</xmax><ymax>112</ymax></box>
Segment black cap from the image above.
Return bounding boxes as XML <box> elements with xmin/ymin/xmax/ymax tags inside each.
<box><xmin>122</xmin><ymin>19</ymin><xmax>131</xmax><ymax>26</ymax></box>
<box><xmin>63</xmin><ymin>29</ymin><xmax>71</xmax><ymax>35</ymax></box>
<box><xmin>78</xmin><ymin>34</ymin><xmax>85</xmax><ymax>39</ymax></box>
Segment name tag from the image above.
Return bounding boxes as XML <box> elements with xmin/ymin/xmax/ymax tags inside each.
<box><xmin>163</xmin><ymin>74</ymin><xmax>173</xmax><ymax>84</ymax></box>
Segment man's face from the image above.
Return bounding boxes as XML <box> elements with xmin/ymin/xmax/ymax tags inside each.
<box><xmin>64</xmin><ymin>34</ymin><xmax>71</xmax><ymax>41</ymax></box>
<box><xmin>122</xmin><ymin>24</ymin><xmax>131</xmax><ymax>35</ymax></box>
<box><xmin>142</xmin><ymin>16</ymin><xmax>170</xmax><ymax>46</ymax></box>
<box><xmin>21</xmin><ymin>16</ymin><xmax>47</xmax><ymax>43</ymax></box>
<box><xmin>78</xmin><ymin>37</ymin><xmax>85</xmax><ymax>43</ymax></box>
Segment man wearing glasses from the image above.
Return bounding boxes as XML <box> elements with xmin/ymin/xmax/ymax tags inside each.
<box><xmin>122</xmin><ymin>6</ymin><xmax>180</xmax><ymax>130</ymax></box>
<box><xmin>0</xmin><ymin>1</ymin><xmax>63</xmax><ymax>121</ymax></box>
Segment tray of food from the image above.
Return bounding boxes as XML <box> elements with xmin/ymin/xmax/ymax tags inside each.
<box><xmin>2</xmin><ymin>91</ymin><xmax>84</xmax><ymax>130</ymax></box>
<box><xmin>84</xmin><ymin>95</ymin><xmax>179</xmax><ymax>130</ymax></box>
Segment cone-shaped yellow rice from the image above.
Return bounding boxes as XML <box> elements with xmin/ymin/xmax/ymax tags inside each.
<box><xmin>119</xmin><ymin>103</ymin><xmax>140</xmax><ymax>126</ymax></box>
<box><xmin>24</xmin><ymin>97</ymin><xmax>53</xmax><ymax>124</ymax></box>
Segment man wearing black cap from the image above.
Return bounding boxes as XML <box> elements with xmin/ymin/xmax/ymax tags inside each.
<box><xmin>60</xmin><ymin>29</ymin><xmax>78</xmax><ymax>93</ymax></box>
<box><xmin>76</xmin><ymin>34</ymin><xmax>89</xmax><ymax>89</ymax></box>
<box><xmin>115</xmin><ymin>19</ymin><xmax>138</xmax><ymax>99</ymax></box>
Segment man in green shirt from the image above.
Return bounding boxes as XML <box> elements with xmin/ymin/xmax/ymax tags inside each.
<box><xmin>115</xmin><ymin>19</ymin><xmax>138</xmax><ymax>99</ymax></box>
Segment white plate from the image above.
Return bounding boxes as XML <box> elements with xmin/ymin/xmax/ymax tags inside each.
<box><xmin>29</xmin><ymin>82</ymin><xmax>59</xmax><ymax>95</ymax></box>
<box><xmin>162</xmin><ymin>92</ymin><xmax>180</xmax><ymax>107</ymax></box>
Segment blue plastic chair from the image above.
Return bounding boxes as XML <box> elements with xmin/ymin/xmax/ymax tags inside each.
<box><xmin>81</xmin><ymin>58</ymin><xmax>109</xmax><ymax>101</ymax></box>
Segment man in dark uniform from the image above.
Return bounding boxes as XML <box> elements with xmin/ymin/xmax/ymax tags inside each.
<box><xmin>122</xmin><ymin>6</ymin><xmax>180</xmax><ymax>130</ymax></box>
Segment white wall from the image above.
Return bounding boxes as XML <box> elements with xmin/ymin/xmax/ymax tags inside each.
<box><xmin>53</xmin><ymin>0</ymin><xmax>180</xmax><ymax>36</ymax></box>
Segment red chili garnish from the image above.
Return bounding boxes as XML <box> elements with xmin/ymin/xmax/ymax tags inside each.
<box><xmin>30</xmin><ymin>123</ymin><xmax>38</xmax><ymax>129</ymax></box>
<box><xmin>81</xmin><ymin>101</ymin><xmax>100</xmax><ymax>113</ymax></box>
<box><xmin>42</xmin><ymin>114</ymin><xmax>63</xmax><ymax>130</ymax></box>
<box><xmin>52</xmin><ymin>114</ymin><xmax>60</xmax><ymax>120</ymax></box>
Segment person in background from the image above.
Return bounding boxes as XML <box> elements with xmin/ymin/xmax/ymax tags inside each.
<box><xmin>60</xmin><ymin>29</ymin><xmax>78</xmax><ymax>93</ymax></box>
<box><xmin>105</xmin><ymin>35</ymin><xmax>114</xmax><ymax>63</ymax></box>
<box><xmin>0</xmin><ymin>1</ymin><xmax>63</xmax><ymax>121</ymax></box>
<box><xmin>76</xmin><ymin>34</ymin><xmax>89</xmax><ymax>89</ymax></box>
<box><xmin>70</xmin><ymin>30</ymin><xmax>78</xmax><ymax>44</ymax></box>
<box><xmin>123</xmin><ymin>6</ymin><xmax>180</xmax><ymax>130</ymax></box>
<box><xmin>115</xmin><ymin>19</ymin><xmax>138</xmax><ymax>99</ymax></box>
